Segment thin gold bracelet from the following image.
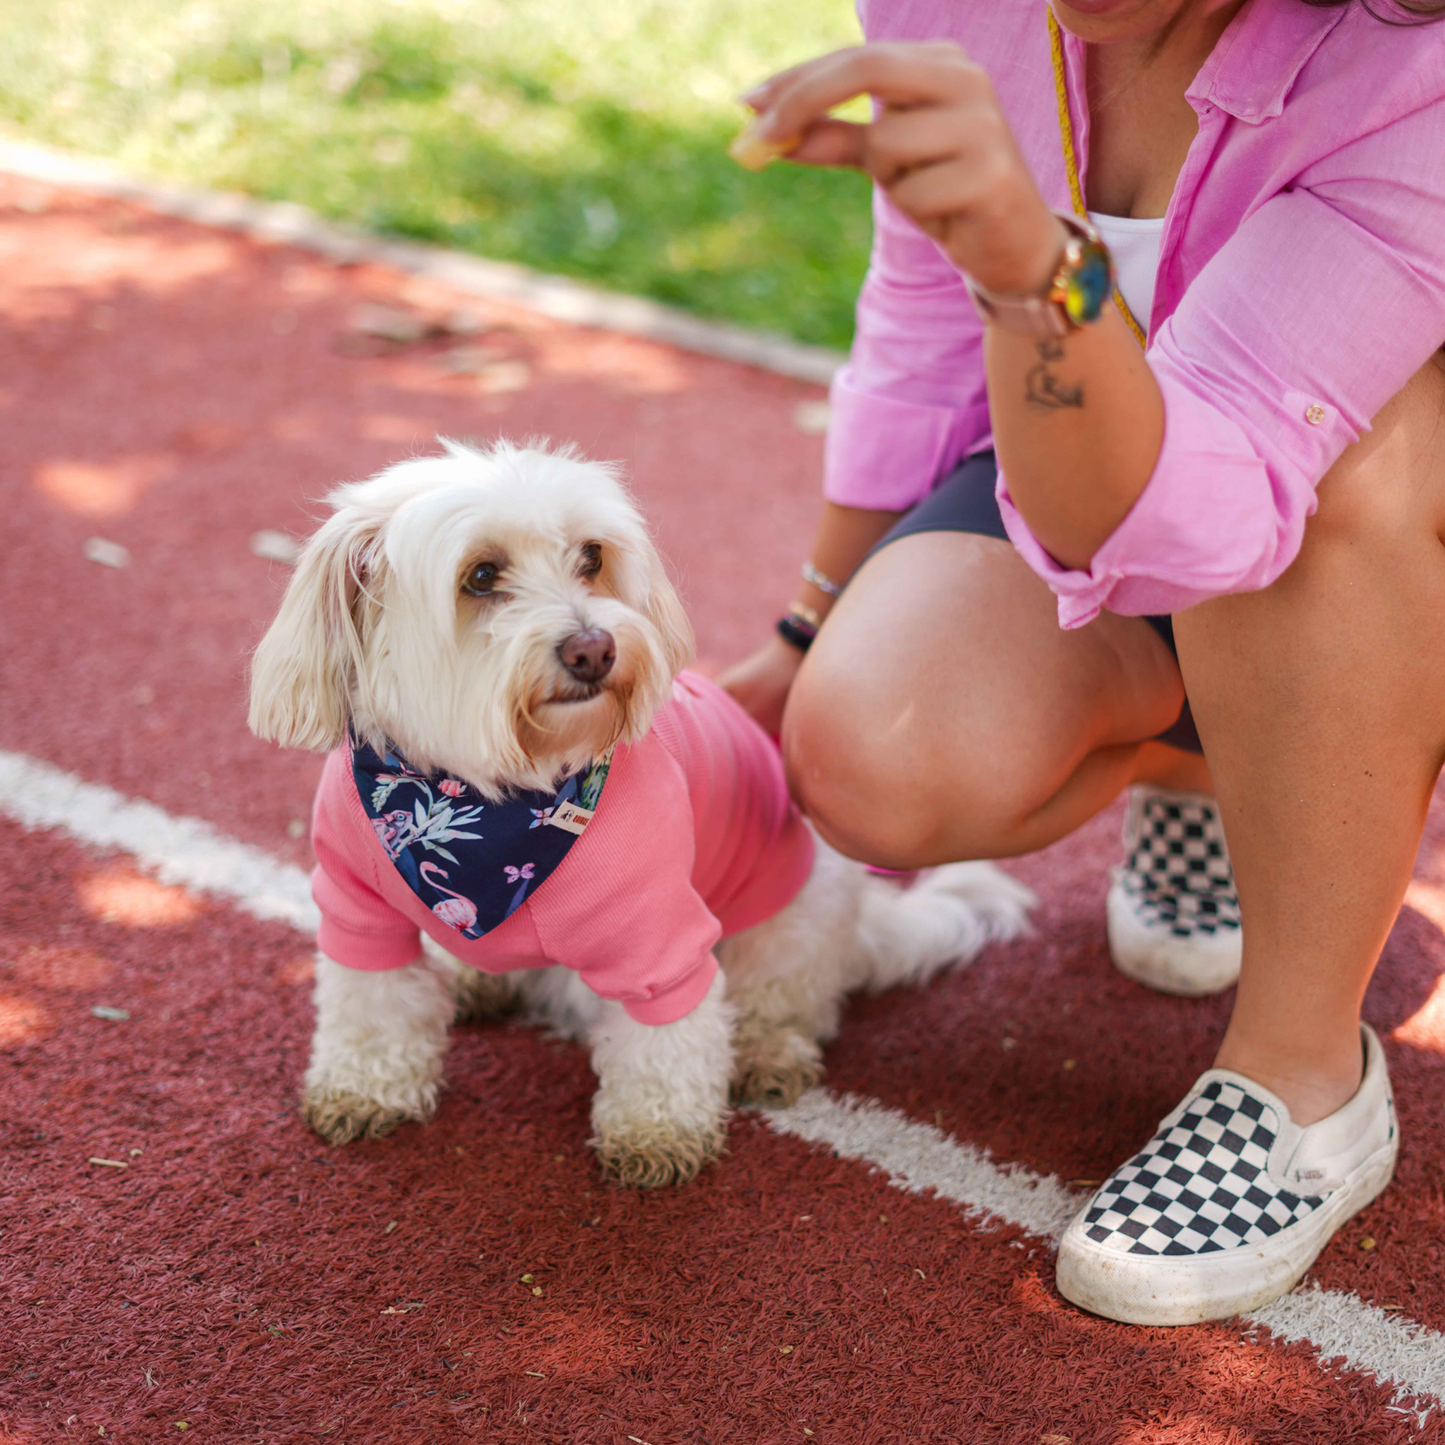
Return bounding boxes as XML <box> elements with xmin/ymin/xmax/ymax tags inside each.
<box><xmin>787</xmin><ymin>600</ymin><xmax>824</xmax><ymax>631</ymax></box>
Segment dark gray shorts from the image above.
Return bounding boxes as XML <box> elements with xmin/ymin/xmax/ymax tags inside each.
<box><xmin>873</xmin><ymin>449</ymin><xmax>1202</xmax><ymax>754</ymax></box>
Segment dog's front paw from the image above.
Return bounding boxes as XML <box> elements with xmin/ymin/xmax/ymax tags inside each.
<box><xmin>301</xmin><ymin>1082</ymin><xmax>437</xmax><ymax>1145</ymax></box>
<box><xmin>592</xmin><ymin>1118</ymin><xmax>727</xmax><ymax>1188</ymax></box>
<box><xmin>303</xmin><ymin>954</ymin><xmax>453</xmax><ymax>1146</ymax></box>
<box><xmin>585</xmin><ymin>976</ymin><xmax>733</xmax><ymax>1186</ymax></box>
<box><xmin>731</xmin><ymin>1028</ymin><xmax>823</xmax><ymax>1108</ymax></box>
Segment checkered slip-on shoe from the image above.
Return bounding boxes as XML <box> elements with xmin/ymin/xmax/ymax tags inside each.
<box><xmin>1056</xmin><ymin>1024</ymin><xmax>1396</xmax><ymax>1326</ymax></box>
<box><xmin>1107</xmin><ymin>785</ymin><xmax>1242</xmax><ymax>996</ymax></box>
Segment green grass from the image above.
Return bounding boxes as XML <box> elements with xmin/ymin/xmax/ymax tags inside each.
<box><xmin>1</xmin><ymin>0</ymin><xmax>872</xmax><ymax>349</ymax></box>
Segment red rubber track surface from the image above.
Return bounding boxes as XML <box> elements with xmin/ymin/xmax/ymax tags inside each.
<box><xmin>1</xmin><ymin>175</ymin><xmax>1443</xmax><ymax>1444</ymax></box>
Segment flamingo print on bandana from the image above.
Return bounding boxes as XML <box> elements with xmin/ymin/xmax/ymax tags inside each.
<box><xmin>349</xmin><ymin>733</ymin><xmax>614</xmax><ymax>942</ymax></box>
<box><xmin>418</xmin><ymin>862</ymin><xmax>480</xmax><ymax>931</ymax></box>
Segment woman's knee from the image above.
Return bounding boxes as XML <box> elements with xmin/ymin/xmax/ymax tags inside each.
<box><xmin>781</xmin><ymin>645</ymin><xmax>1051</xmax><ymax>867</ymax></box>
<box><xmin>778</xmin><ymin>528</ymin><xmax>1177</xmax><ymax>866</ymax></box>
<box><xmin>781</xmin><ymin>683</ymin><xmax>931</xmax><ymax>867</ymax></box>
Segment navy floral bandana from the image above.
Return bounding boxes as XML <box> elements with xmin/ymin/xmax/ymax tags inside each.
<box><xmin>350</xmin><ymin>734</ymin><xmax>613</xmax><ymax>941</ymax></box>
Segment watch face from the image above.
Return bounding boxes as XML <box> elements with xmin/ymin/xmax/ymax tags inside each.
<box><xmin>1062</xmin><ymin>239</ymin><xmax>1113</xmax><ymax>326</ymax></box>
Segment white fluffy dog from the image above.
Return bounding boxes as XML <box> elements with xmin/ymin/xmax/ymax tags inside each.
<box><xmin>249</xmin><ymin>439</ymin><xmax>1033</xmax><ymax>1186</ymax></box>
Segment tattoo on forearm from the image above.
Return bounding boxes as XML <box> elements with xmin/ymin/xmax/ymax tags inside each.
<box><xmin>1025</xmin><ymin>338</ymin><xmax>1084</xmax><ymax>411</ymax></box>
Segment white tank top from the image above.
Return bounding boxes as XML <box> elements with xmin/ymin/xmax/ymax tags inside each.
<box><xmin>1088</xmin><ymin>211</ymin><xmax>1166</xmax><ymax>338</ymax></box>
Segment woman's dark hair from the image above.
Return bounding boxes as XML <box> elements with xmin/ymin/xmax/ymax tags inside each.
<box><xmin>1299</xmin><ymin>0</ymin><xmax>1445</xmax><ymax>21</ymax></box>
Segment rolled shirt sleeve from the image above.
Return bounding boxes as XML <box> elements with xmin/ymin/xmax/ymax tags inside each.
<box><xmin>824</xmin><ymin>188</ymin><xmax>993</xmax><ymax>511</ymax></box>
<box><xmin>1000</xmin><ymin>93</ymin><xmax>1445</xmax><ymax>625</ymax></box>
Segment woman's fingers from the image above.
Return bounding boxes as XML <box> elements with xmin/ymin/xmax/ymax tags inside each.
<box><xmin>744</xmin><ymin>42</ymin><xmax>980</xmax><ymax>146</ymax></box>
<box><xmin>729</xmin><ymin>115</ymin><xmax>871</xmax><ymax>172</ymax></box>
<box><xmin>734</xmin><ymin>43</ymin><xmax>994</xmax><ymax>178</ymax></box>
<box><xmin>738</xmin><ymin>55</ymin><xmax>827</xmax><ymax>114</ymax></box>
<box><xmin>778</xmin><ymin>119</ymin><xmax>869</xmax><ymax>169</ymax></box>
<box><xmin>887</xmin><ymin>157</ymin><xmax>996</xmax><ymax>225</ymax></box>
<box><xmin>733</xmin><ymin>37</ymin><xmax>1057</xmax><ymax>291</ymax></box>
<box><xmin>736</xmin><ymin>101</ymin><xmax>995</xmax><ymax>182</ymax></box>
<box><xmin>861</xmin><ymin>105</ymin><xmax>986</xmax><ymax>185</ymax></box>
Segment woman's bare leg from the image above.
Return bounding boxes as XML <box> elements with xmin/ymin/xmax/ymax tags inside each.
<box><xmin>1177</xmin><ymin>358</ymin><xmax>1445</xmax><ymax>1125</ymax></box>
<box><xmin>783</xmin><ymin>529</ymin><xmax>1201</xmax><ymax>870</ymax></box>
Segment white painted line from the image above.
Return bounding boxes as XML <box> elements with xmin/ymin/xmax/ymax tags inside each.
<box><xmin>0</xmin><ymin>135</ymin><xmax>845</xmax><ymax>388</ymax></box>
<box><xmin>763</xmin><ymin>1089</ymin><xmax>1445</xmax><ymax>1417</ymax></box>
<box><xmin>2</xmin><ymin>749</ymin><xmax>1440</xmax><ymax>1415</ymax></box>
<box><xmin>763</xmin><ymin>1087</ymin><xmax>1081</xmax><ymax>1240</ymax></box>
<box><xmin>0</xmin><ymin>748</ymin><xmax>317</xmax><ymax>933</ymax></box>
<box><xmin>1250</xmin><ymin>1287</ymin><xmax>1445</xmax><ymax>1422</ymax></box>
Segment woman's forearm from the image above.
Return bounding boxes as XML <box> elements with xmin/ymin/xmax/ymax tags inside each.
<box><xmin>984</xmin><ymin>305</ymin><xmax>1165</xmax><ymax>570</ymax></box>
<box><xmin>715</xmin><ymin>500</ymin><xmax>904</xmax><ymax>730</ymax></box>
<box><xmin>794</xmin><ymin>501</ymin><xmax>907</xmax><ymax>619</ymax></box>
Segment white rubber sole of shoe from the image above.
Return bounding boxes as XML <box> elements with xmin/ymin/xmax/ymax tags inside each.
<box><xmin>1055</xmin><ymin>1141</ymin><xmax>1397</xmax><ymax>1327</ymax></box>
<box><xmin>1106</xmin><ymin>877</ymin><xmax>1242</xmax><ymax>997</ymax></box>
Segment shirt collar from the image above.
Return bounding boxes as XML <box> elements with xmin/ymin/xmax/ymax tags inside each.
<box><xmin>1186</xmin><ymin>0</ymin><xmax>1348</xmax><ymax>123</ymax></box>
<box><xmin>1060</xmin><ymin>0</ymin><xmax>1347</xmax><ymax>127</ymax></box>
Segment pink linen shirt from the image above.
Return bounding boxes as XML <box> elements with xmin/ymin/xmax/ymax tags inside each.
<box><xmin>824</xmin><ymin>0</ymin><xmax>1445</xmax><ymax>625</ymax></box>
<box><xmin>310</xmin><ymin>671</ymin><xmax>816</xmax><ymax>1025</ymax></box>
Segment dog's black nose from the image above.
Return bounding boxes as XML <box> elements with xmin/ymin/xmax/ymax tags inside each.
<box><xmin>557</xmin><ymin>628</ymin><xmax>615</xmax><ymax>684</ymax></box>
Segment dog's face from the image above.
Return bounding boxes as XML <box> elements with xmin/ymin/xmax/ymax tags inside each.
<box><xmin>248</xmin><ymin>439</ymin><xmax>693</xmax><ymax>796</ymax></box>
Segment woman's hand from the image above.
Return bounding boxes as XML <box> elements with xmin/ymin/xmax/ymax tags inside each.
<box><xmin>739</xmin><ymin>43</ymin><xmax>1066</xmax><ymax>297</ymax></box>
<box><xmin>717</xmin><ymin>633</ymin><xmax>807</xmax><ymax>738</ymax></box>
<box><xmin>742</xmin><ymin>45</ymin><xmax>1164</xmax><ymax>570</ymax></box>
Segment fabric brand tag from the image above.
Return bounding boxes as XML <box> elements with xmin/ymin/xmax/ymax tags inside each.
<box><xmin>547</xmin><ymin>801</ymin><xmax>595</xmax><ymax>835</ymax></box>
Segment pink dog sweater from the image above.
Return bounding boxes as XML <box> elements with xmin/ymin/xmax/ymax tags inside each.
<box><xmin>310</xmin><ymin>670</ymin><xmax>815</xmax><ymax>1025</ymax></box>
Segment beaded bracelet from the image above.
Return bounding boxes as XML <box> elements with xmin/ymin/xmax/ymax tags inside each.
<box><xmin>801</xmin><ymin>560</ymin><xmax>844</xmax><ymax>598</ymax></box>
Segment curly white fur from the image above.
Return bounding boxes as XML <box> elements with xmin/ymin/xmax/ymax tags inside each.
<box><xmin>249</xmin><ymin>438</ymin><xmax>1035</xmax><ymax>1183</ymax></box>
<box><xmin>302</xmin><ymin>952</ymin><xmax>456</xmax><ymax>1143</ymax></box>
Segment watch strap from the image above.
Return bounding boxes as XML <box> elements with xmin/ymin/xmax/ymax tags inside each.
<box><xmin>966</xmin><ymin>212</ymin><xmax>1113</xmax><ymax>338</ymax></box>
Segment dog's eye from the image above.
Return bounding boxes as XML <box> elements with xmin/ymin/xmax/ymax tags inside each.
<box><xmin>579</xmin><ymin>543</ymin><xmax>603</xmax><ymax>580</ymax></box>
<box><xmin>461</xmin><ymin>561</ymin><xmax>500</xmax><ymax>596</ymax></box>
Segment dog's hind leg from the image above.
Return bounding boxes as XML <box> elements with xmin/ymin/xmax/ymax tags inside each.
<box><xmin>417</xmin><ymin>937</ymin><xmax>533</xmax><ymax>1024</ymax></box>
<box><xmin>719</xmin><ymin>838</ymin><xmax>1036</xmax><ymax>1107</ymax></box>
<box><xmin>451</xmin><ymin>963</ymin><xmax>527</xmax><ymax>1023</ymax></box>
<box><xmin>728</xmin><ymin>1002</ymin><xmax>827</xmax><ymax>1108</ymax></box>
<box><xmin>718</xmin><ymin>842</ymin><xmax>861</xmax><ymax>1108</ymax></box>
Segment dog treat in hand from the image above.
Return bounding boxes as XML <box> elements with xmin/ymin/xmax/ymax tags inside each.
<box><xmin>728</xmin><ymin>121</ymin><xmax>802</xmax><ymax>171</ymax></box>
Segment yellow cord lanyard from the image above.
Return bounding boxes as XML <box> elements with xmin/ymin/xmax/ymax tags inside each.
<box><xmin>1048</xmin><ymin>7</ymin><xmax>1149</xmax><ymax>349</ymax></box>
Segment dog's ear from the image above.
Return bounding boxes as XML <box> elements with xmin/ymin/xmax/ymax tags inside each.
<box><xmin>644</xmin><ymin>554</ymin><xmax>694</xmax><ymax>681</ymax></box>
<box><xmin>248</xmin><ymin>509</ymin><xmax>382</xmax><ymax>751</ymax></box>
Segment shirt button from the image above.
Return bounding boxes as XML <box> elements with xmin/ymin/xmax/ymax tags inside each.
<box><xmin>1305</xmin><ymin>404</ymin><xmax>1326</xmax><ymax>425</ymax></box>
